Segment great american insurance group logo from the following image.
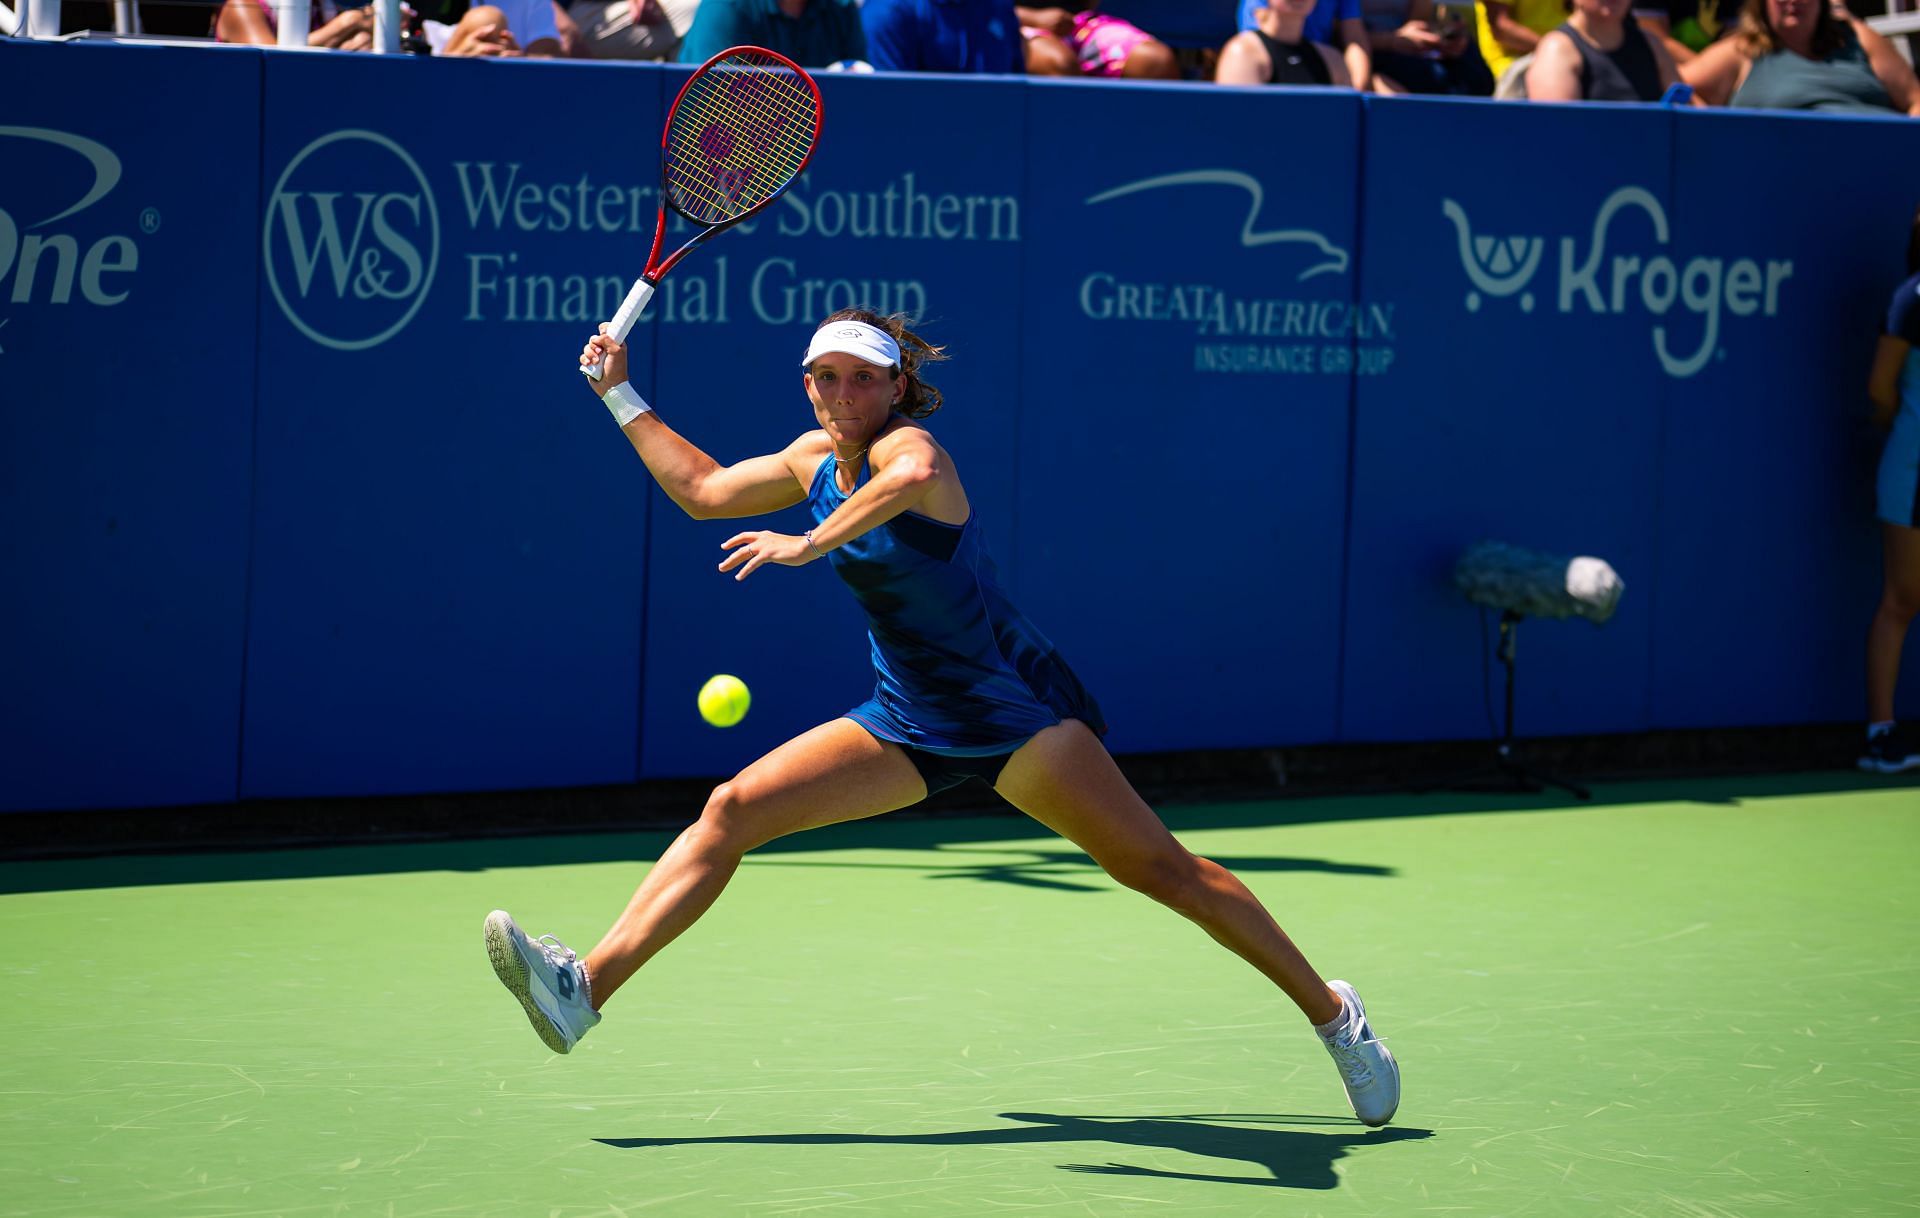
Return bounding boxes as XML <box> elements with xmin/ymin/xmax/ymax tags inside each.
<box><xmin>265</xmin><ymin>129</ymin><xmax>441</xmax><ymax>351</ymax></box>
<box><xmin>1443</xmin><ymin>187</ymin><xmax>1794</xmax><ymax>379</ymax></box>
<box><xmin>1075</xmin><ymin>168</ymin><xmax>1395</xmax><ymax>378</ymax></box>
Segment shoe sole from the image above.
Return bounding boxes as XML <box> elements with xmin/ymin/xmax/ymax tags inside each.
<box><xmin>484</xmin><ymin>911</ymin><xmax>573</xmax><ymax>1055</ymax></box>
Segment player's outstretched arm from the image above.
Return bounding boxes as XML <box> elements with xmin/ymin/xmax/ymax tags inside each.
<box><xmin>581</xmin><ymin>330</ymin><xmax>806</xmax><ymax>520</ymax></box>
<box><xmin>718</xmin><ymin>426</ymin><xmax>950</xmax><ymax>582</ymax></box>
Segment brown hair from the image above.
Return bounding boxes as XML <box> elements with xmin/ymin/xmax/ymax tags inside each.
<box><xmin>816</xmin><ymin>307</ymin><xmax>949</xmax><ymax>420</ymax></box>
<box><xmin>1736</xmin><ymin>0</ymin><xmax>1844</xmax><ymax>59</ymax></box>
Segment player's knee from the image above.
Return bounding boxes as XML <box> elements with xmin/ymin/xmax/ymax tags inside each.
<box><xmin>692</xmin><ymin>782</ymin><xmax>764</xmax><ymax>854</ymax></box>
<box><xmin>1882</xmin><ymin>580</ymin><xmax>1920</xmax><ymax>623</ymax></box>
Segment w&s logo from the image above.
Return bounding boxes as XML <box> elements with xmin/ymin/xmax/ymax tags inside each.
<box><xmin>1442</xmin><ymin>187</ymin><xmax>1794</xmax><ymax>379</ymax></box>
<box><xmin>265</xmin><ymin>129</ymin><xmax>440</xmax><ymax>351</ymax></box>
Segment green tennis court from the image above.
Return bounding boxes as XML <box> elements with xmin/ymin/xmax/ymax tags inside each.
<box><xmin>4</xmin><ymin>772</ymin><xmax>1914</xmax><ymax>1217</ymax></box>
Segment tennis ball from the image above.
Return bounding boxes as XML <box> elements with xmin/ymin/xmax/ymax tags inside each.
<box><xmin>697</xmin><ymin>674</ymin><xmax>751</xmax><ymax>728</ymax></box>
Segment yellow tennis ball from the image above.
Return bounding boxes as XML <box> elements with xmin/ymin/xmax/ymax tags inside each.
<box><xmin>697</xmin><ymin>674</ymin><xmax>750</xmax><ymax>728</ymax></box>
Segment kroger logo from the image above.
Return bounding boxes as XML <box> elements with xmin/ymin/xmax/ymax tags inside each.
<box><xmin>266</xmin><ymin>130</ymin><xmax>439</xmax><ymax>351</ymax></box>
<box><xmin>1443</xmin><ymin>187</ymin><xmax>1794</xmax><ymax>378</ymax></box>
<box><xmin>0</xmin><ymin>126</ymin><xmax>143</xmax><ymax>309</ymax></box>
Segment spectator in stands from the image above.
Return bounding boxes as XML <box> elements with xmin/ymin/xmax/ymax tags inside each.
<box><xmin>440</xmin><ymin>0</ymin><xmax>562</xmax><ymax>53</ymax></box>
<box><xmin>1631</xmin><ymin>0</ymin><xmax>1739</xmax><ymax>65</ymax></box>
<box><xmin>214</xmin><ymin>0</ymin><xmax>377</xmax><ymax>46</ymax></box>
<box><xmin>679</xmin><ymin>0</ymin><xmax>863</xmax><ymax>64</ymax></box>
<box><xmin>1475</xmin><ymin>0</ymin><xmax>1566</xmax><ymax>93</ymax></box>
<box><xmin>1369</xmin><ymin>0</ymin><xmax>1494</xmax><ymax>93</ymax></box>
<box><xmin>1217</xmin><ymin>0</ymin><xmax>1353</xmax><ymax>84</ymax></box>
<box><xmin>567</xmin><ymin>0</ymin><xmax>697</xmax><ymax>59</ymax></box>
<box><xmin>863</xmin><ymin>0</ymin><xmax>1026</xmax><ymax>72</ymax></box>
<box><xmin>1524</xmin><ymin>0</ymin><xmax>1680</xmax><ymax>98</ymax></box>
<box><xmin>1681</xmin><ymin>0</ymin><xmax>1919</xmax><ymax>110</ymax></box>
<box><xmin>1238</xmin><ymin>0</ymin><xmax>1373</xmax><ymax>87</ymax></box>
<box><xmin>1860</xmin><ymin>205</ymin><xmax>1920</xmax><ymax>775</ymax></box>
<box><xmin>1017</xmin><ymin>4</ymin><xmax>1181</xmax><ymax>79</ymax></box>
<box><xmin>214</xmin><ymin>0</ymin><xmax>560</xmax><ymax>54</ymax></box>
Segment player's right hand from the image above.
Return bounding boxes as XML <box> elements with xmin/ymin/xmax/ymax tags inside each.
<box><xmin>582</xmin><ymin>328</ymin><xmax>628</xmax><ymax>395</ymax></box>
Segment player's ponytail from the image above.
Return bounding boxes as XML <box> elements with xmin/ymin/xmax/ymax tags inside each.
<box><xmin>820</xmin><ymin>307</ymin><xmax>948</xmax><ymax>419</ymax></box>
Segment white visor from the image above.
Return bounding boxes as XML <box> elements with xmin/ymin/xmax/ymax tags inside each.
<box><xmin>801</xmin><ymin>321</ymin><xmax>902</xmax><ymax>370</ymax></box>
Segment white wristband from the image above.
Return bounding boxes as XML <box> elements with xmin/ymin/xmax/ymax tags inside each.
<box><xmin>602</xmin><ymin>381</ymin><xmax>652</xmax><ymax>428</ymax></box>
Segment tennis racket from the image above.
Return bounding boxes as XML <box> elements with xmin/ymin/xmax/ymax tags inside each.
<box><xmin>582</xmin><ymin>46</ymin><xmax>824</xmax><ymax>381</ymax></box>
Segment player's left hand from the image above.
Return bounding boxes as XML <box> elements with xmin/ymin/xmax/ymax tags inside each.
<box><xmin>719</xmin><ymin>531</ymin><xmax>817</xmax><ymax>581</ymax></box>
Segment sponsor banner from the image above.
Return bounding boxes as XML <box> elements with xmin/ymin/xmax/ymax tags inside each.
<box><xmin>10</xmin><ymin>43</ymin><xmax>1920</xmax><ymax>808</ymax></box>
<box><xmin>1651</xmin><ymin>109</ymin><xmax>1920</xmax><ymax>728</ymax></box>
<box><xmin>1014</xmin><ymin>82</ymin><xmax>1361</xmax><ymax>750</ymax></box>
<box><xmin>243</xmin><ymin>55</ymin><xmax>654</xmax><ymax>797</ymax></box>
<box><xmin>1343</xmin><ymin>98</ymin><xmax>1671</xmax><ymax>741</ymax></box>
<box><xmin>0</xmin><ymin>42</ymin><xmax>259</xmax><ymax>811</ymax></box>
<box><xmin>638</xmin><ymin>72</ymin><xmax>1031</xmax><ymax>777</ymax></box>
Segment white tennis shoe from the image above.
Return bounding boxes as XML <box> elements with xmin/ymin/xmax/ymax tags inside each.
<box><xmin>1318</xmin><ymin>980</ymin><xmax>1400</xmax><ymax>1126</ymax></box>
<box><xmin>484</xmin><ymin>910</ymin><xmax>601</xmax><ymax>1054</ymax></box>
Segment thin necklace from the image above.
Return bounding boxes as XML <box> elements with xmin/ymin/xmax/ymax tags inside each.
<box><xmin>833</xmin><ymin>442</ymin><xmax>869</xmax><ymax>466</ymax></box>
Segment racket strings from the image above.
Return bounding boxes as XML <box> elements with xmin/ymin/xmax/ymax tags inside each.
<box><xmin>665</xmin><ymin>52</ymin><xmax>819</xmax><ymax>224</ymax></box>
<box><xmin>668</xmin><ymin>85</ymin><xmax>813</xmax><ymax>216</ymax></box>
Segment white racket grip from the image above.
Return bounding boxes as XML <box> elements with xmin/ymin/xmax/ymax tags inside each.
<box><xmin>582</xmin><ymin>277</ymin><xmax>656</xmax><ymax>381</ymax></box>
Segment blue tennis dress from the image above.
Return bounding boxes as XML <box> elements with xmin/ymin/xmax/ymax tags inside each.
<box><xmin>1878</xmin><ymin>270</ymin><xmax>1920</xmax><ymax>528</ymax></box>
<box><xmin>807</xmin><ymin>452</ymin><xmax>1106</xmax><ymax>757</ymax></box>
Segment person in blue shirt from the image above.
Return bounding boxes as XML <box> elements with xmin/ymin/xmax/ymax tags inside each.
<box><xmin>677</xmin><ymin>0</ymin><xmax>867</xmax><ymax>66</ymax></box>
<box><xmin>1861</xmin><ymin>206</ymin><xmax>1920</xmax><ymax>774</ymax></box>
<box><xmin>862</xmin><ymin>0</ymin><xmax>1025</xmax><ymax>72</ymax></box>
<box><xmin>479</xmin><ymin>310</ymin><xmax>1403</xmax><ymax>1132</ymax></box>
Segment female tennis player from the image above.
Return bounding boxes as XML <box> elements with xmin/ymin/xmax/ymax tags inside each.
<box><xmin>484</xmin><ymin>310</ymin><xmax>1400</xmax><ymax>1126</ymax></box>
<box><xmin>1861</xmin><ymin>205</ymin><xmax>1920</xmax><ymax>774</ymax></box>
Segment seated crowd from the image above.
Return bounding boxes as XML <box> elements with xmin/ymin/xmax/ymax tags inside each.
<box><xmin>171</xmin><ymin>0</ymin><xmax>1916</xmax><ymax>115</ymax></box>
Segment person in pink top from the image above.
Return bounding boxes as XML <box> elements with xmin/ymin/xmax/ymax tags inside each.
<box><xmin>1017</xmin><ymin>3</ymin><xmax>1181</xmax><ymax>78</ymax></box>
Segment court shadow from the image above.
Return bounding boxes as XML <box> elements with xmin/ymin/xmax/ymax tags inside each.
<box><xmin>9</xmin><ymin>767</ymin><xmax>1908</xmax><ymax>889</ymax></box>
<box><xmin>595</xmin><ymin>1111</ymin><xmax>1433</xmax><ymax>1189</ymax></box>
<box><xmin>748</xmin><ymin>847</ymin><xmax>1394</xmax><ymax>893</ymax></box>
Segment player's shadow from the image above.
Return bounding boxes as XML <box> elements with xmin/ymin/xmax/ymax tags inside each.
<box><xmin>748</xmin><ymin>847</ymin><xmax>1395</xmax><ymax>893</ymax></box>
<box><xmin>596</xmin><ymin>1111</ymin><xmax>1432</xmax><ymax>1188</ymax></box>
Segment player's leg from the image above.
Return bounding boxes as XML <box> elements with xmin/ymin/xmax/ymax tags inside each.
<box><xmin>585</xmin><ymin>718</ymin><xmax>925</xmax><ymax>1000</ymax></box>
<box><xmin>993</xmin><ymin>719</ymin><xmax>1338</xmax><ymax>1021</ymax></box>
<box><xmin>994</xmin><ymin>718</ymin><xmax>1399</xmax><ymax>1125</ymax></box>
<box><xmin>1864</xmin><ymin>519</ymin><xmax>1920</xmax><ymax>770</ymax></box>
<box><xmin>486</xmin><ymin>718</ymin><xmax>925</xmax><ymax>1051</ymax></box>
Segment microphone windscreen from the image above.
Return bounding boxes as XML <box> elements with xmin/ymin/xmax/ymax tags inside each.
<box><xmin>1453</xmin><ymin>541</ymin><xmax>1625</xmax><ymax>625</ymax></box>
